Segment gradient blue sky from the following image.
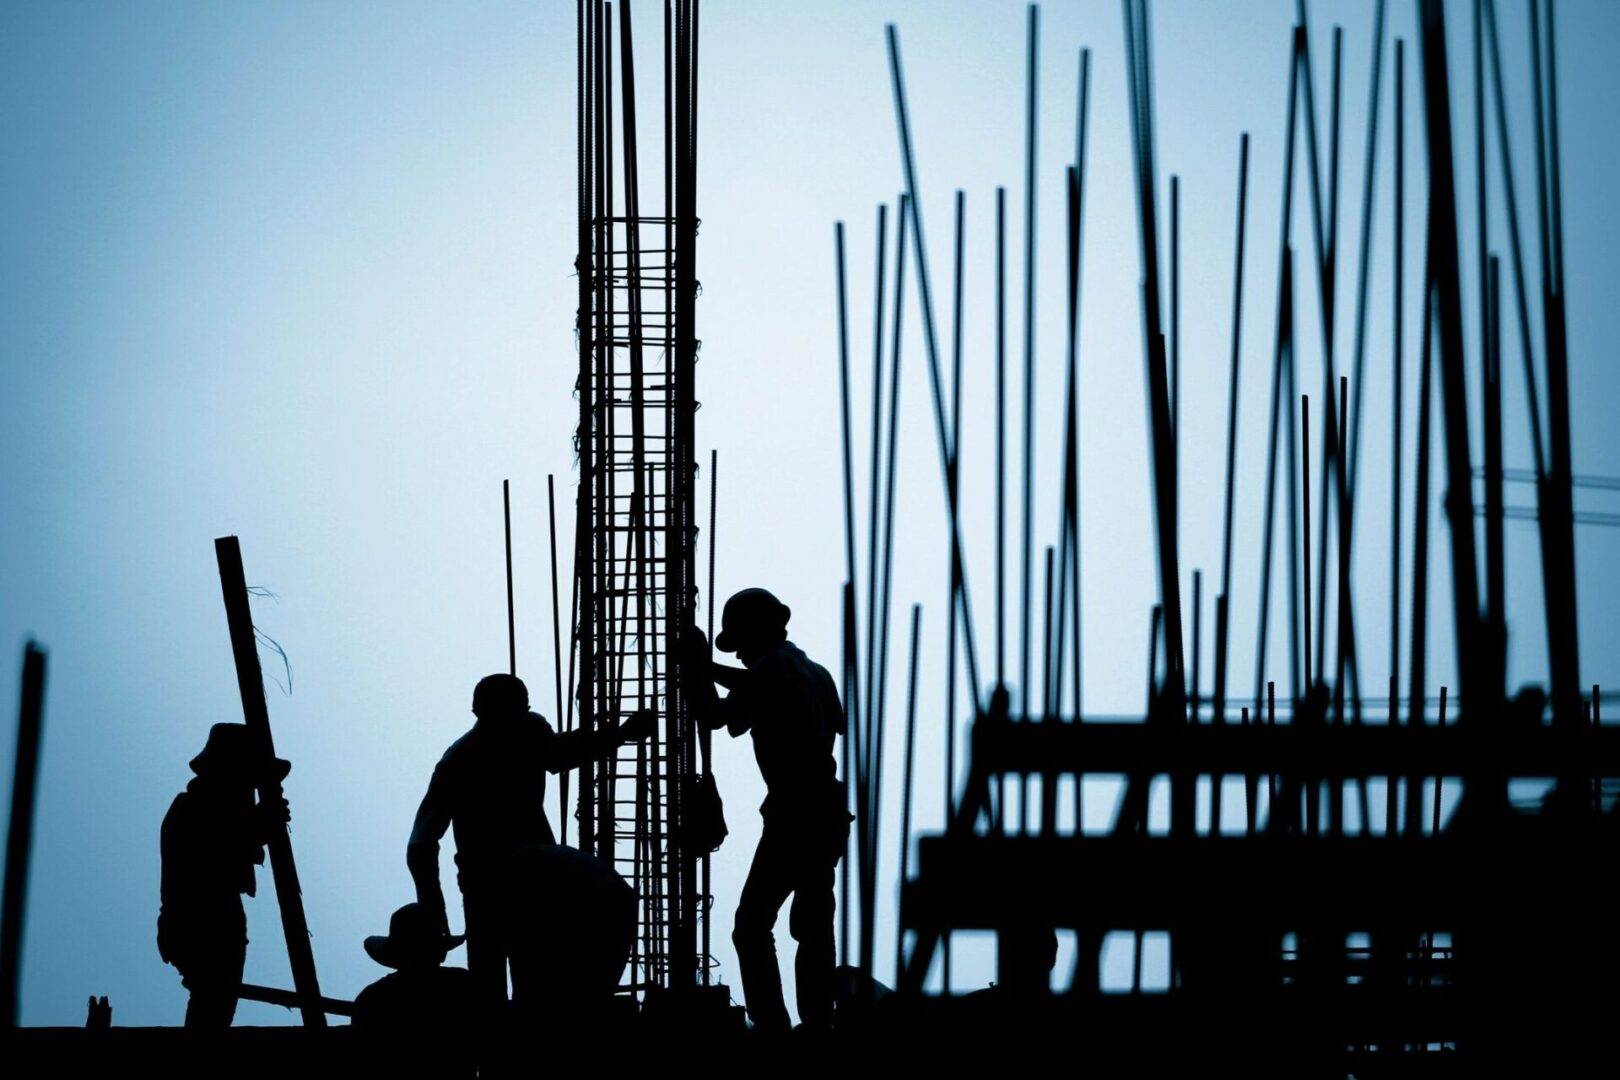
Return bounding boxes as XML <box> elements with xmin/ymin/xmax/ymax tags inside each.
<box><xmin>2</xmin><ymin>0</ymin><xmax>1618</xmax><ymax>1026</ymax></box>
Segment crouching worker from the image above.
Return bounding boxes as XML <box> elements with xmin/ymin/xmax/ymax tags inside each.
<box><xmin>353</xmin><ymin>902</ymin><xmax>474</xmax><ymax>1031</ymax></box>
<box><xmin>498</xmin><ymin>842</ymin><xmax>637</xmax><ymax>1023</ymax></box>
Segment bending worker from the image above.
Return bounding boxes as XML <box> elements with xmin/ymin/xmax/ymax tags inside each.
<box><xmin>407</xmin><ymin>674</ymin><xmax>653</xmax><ymax>1012</ymax></box>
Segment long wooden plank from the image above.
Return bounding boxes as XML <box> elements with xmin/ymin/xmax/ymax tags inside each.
<box><xmin>215</xmin><ymin>536</ymin><xmax>326</xmax><ymax>1028</ymax></box>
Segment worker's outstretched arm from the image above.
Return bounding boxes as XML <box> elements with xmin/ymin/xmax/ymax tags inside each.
<box><xmin>406</xmin><ymin>768</ymin><xmax>452</xmax><ymax>932</ymax></box>
<box><xmin>542</xmin><ymin>709</ymin><xmax>655</xmax><ymax>773</ymax></box>
<box><xmin>708</xmin><ymin>661</ymin><xmax>750</xmax><ymax>692</ymax></box>
<box><xmin>680</xmin><ymin>629</ymin><xmax>743</xmax><ymax>733</ymax></box>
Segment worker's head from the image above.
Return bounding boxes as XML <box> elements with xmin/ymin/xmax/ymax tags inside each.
<box><xmin>997</xmin><ymin>926</ymin><xmax>1059</xmax><ymax>993</ymax></box>
<box><xmin>189</xmin><ymin>722</ymin><xmax>291</xmax><ymax>787</ymax></box>
<box><xmin>472</xmin><ymin>673</ymin><xmax>529</xmax><ymax>721</ymax></box>
<box><xmin>364</xmin><ymin>902</ymin><xmax>465</xmax><ymax>972</ymax></box>
<box><xmin>714</xmin><ymin>588</ymin><xmax>790</xmax><ymax>661</ymax></box>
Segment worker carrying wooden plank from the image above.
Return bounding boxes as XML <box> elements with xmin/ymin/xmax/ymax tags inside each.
<box><xmin>156</xmin><ymin>722</ymin><xmax>292</xmax><ymax>1028</ymax></box>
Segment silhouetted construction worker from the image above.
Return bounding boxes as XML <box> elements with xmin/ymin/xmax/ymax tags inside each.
<box><xmin>157</xmin><ymin>722</ymin><xmax>291</xmax><ymax>1028</ymax></box>
<box><xmin>407</xmin><ymin>674</ymin><xmax>653</xmax><ymax>1012</ymax></box>
<box><xmin>684</xmin><ymin>588</ymin><xmax>850</xmax><ymax>1034</ymax></box>
<box><xmin>498</xmin><ymin>841</ymin><xmax>637</xmax><ymax>1022</ymax></box>
<box><xmin>353</xmin><ymin>902</ymin><xmax>475</xmax><ymax>1034</ymax></box>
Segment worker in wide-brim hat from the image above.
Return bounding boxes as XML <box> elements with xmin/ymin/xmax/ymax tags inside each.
<box><xmin>683</xmin><ymin>588</ymin><xmax>852</xmax><ymax>1034</ymax></box>
<box><xmin>353</xmin><ymin>902</ymin><xmax>476</xmax><ymax>1040</ymax></box>
<box><xmin>157</xmin><ymin>722</ymin><xmax>291</xmax><ymax>1029</ymax></box>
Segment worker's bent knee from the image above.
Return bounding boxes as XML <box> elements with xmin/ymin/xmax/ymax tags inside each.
<box><xmin>733</xmin><ymin>910</ymin><xmax>774</xmax><ymax>946</ymax></box>
<box><xmin>789</xmin><ymin>902</ymin><xmax>834</xmax><ymax>944</ymax></box>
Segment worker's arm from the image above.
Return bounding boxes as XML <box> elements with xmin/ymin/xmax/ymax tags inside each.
<box><xmin>709</xmin><ymin>661</ymin><xmax>750</xmax><ymax>692</ymax></box>
<box><xmin>406</xmin><ymin>765</ymin><xmax>453</xmax><ymax>933</ymax></box>
<box><xmin>540</xmin><ymin>709</ymin><xmax>655</xmax><ymax>774</ymax></box>
<box><xmin>681</xmin><ymin>629</ymin><xmax>753</xmax><ymax>735</ymax></box>
<box><xmin>252</xmin><ymin>788</ymin><xmax>291</xmax><ymax>848</ymax></box>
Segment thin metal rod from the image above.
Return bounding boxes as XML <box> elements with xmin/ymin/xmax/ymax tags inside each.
<box><xmin>872</xmin><ymin>191</ymin><xmax>907</xmax><ymax>867</ymax></box>
<box><xmin>996</xmin><ymin>187</ymin><xmax>1007</xmax><ymax>690</ymax></box>
<box><xmin>1539</xmin><ymin>0</ymin><xmax>1581</xmax><ymax>729</ymax></box>
<box><xmin>1191</xmin><ymin>570</ymin><xmax>1202</xmax><ymax>722</ymax></box>
<box><xmin>944</xmin><ymin>184</ymin><xmax>967</xmax><ymax>996</ymax></box>
<box><xmin>1042</xmin><ymin>545</ymin><xmax>1055</xmax><ymax>721</ymax></box>
<box><xmin>562</xmin><ymin>488</ymin><xmax>582</xmax><ymax>844</ymax></box>
<box><xmin>1300</xmin><ymin>15</ymin><xmax>1345</xmax><ymax>694</ymax></box>
<box><xmin>841</xmin><ymin>582</ymin><xmax>863</xmax><ymax>971</ymax></box>
<box><xmin>865</xmin><ymin>201</ymin><xmax>900</xmax><ymax>781</ymax></box>
<box><xmin>1294</xmin><ymin>1</ymin><xmax>1332</xmax><ymax>326</ymax></box>
<box><xmin>1215</xmin><ymin>133</ymin><xmax>1250</xmax><ymax>727</ymax></box>
<box><xmin>1122</xmin><ymin>0</ymin><xmax>1188</xmax><ymax>717</ymax></box>
<box><xmin>1020</xmin><ymin>3</ymin><xmax>1039</xmax><ymax>724</ymax></box>
<box><xmin>885</xmin><ymin>26</ymin><xmax>984</xmax><ymax>697</ymax></box>
<box><xmin>1337</xmin><ymin>378</ymin><xmax>1355</xmax><ymax>843</ymax></box>
<box><xmin>1302</xmin><ymin>394</ymin><xmax>1313</xmax><ymax>695</ymax></box>
<box><xmin>1408</xmin><ymin>280</ymin><xmax>1435</xmax><ymax>833</ymax></box>
<box><xmin>1390</xmin><ymin>37</ymin><xmax>1405</xmax><ymax>700</ymax></box>
<box><xmin>1485</xmin><ymin>257</ymin><xmax>1506</xmax><ymax>675</ymax></box>
<box><xmin>1482</xmin><ymin>0</ymin><xmax>1548</xmax><ymax>479</ymax></box>
<box><xmin>1433</xmin><ymin>686</ymin><xmax>1449</xmax><ymax>833</ymax></box>
<box><xmin>1336</xmin><ymin>374</ymin><xmax>1350</xmax><ymax>722</ymax></box>
<box><xmin>1070</xmin><ymin>51</ymin><xmax>1090</xmax><ymax>727</ymax></box>
<box><xmin>946</xmin><ymin>188</ymin><xmax>965</xmax><ymax>827</ymax></box>
<box><xmin>836</xmin><ymin>224</ymin><xmax>857</xmax><ymax>656</ymax></box>
<box><xmin>1544</xmin><ymin>0</ymin><xmax>1565</xmax><ymax>296</ymax></box>
<box><xmin>1171</xmin><ymin>173</ymin><xmax>1180</xmax><ymax>453</ymax></box>
<box><xmin>896</xmin><ymin>603</ymin><xmax>923</xmax><ymax>985</ymax></box>
<box><xmin>1267</xmin><ymin>681</ymin><xmax>1278</xmax><ymax>820</ymax></box>
<box><xmin>505</xmin><ymin>479</ymin><xmax>517</xmax><ymax>676</ymax></box>
<box><xmin>1254</xmin><ymin>247</ymin><xmax>1297</xmax><ymax>709</ymax></box>
<box><xmin>1347</xmin><ymin>0</ymin><xmax>1388</xmax><ymax>499</ymax></box>
<box><xmin>1040</xmin><ymin>542</ymin><xmax>1056</xmax><ymax>840</ymax></box>
<box><xmin>547</xmin><ymin>475</ymin><xmax>566</xmax><ymax>843</ymax></box>
<box><xmin>702</xmin><ymin>447</ymin><xmax>717</xmax><ymax>982</ymax></box>
<box><xmin>1056</xmin><ymin>161</ymin><xmax>1082</xmax><ymax>727</ymax></box>
<box><xmin>1417</xmin><ymin>0</ymin><xmax>1486</xmax><ymax>721</ymax></box>
<box><xmin>835</xmin><ymin>218</ymin><xmax>863</xmax><ymax>958</ymax></box>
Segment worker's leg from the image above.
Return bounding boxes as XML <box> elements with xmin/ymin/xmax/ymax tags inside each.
<box><xmin>462</xmin><ymin>890</ymin><xmax>509</xmax><ymax>1017</ymax></box>
<box><xmin>733</xmin><ymin>823</ymin><xmax>795</xmax><ymax>1033</ymax></box>
<box><xmin>181</xmin><ymin>929</ymin><xmax>246</xmax><ymax>1029</ymax></box>
<box><xmin>788</xmin><ymin>814</ymin><xmax>848</xmax><ymax>1029</ymax></box>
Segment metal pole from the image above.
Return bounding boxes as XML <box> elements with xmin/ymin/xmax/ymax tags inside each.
<box><xmin>1417</xmin><ymin>0</ymin><xmax>1487</xmax><ymax>722</ymax></box>
<box><xmin>896</xmin><ymin>604</ymin><xmax>923</xmax><ymax>985</ymax></box>
<box><xmin>1021</xmin><ymin>3</ymin><xmax>1039</xmax><ymax>733</ymax></box>
<box><xmin>505</xmin><ymin>480</ymin><xmax>517</xmax><ymax>676</ymax></box>
<box><xmin>996</xmin><ymin>187</ymin><xmax>1007</xmax><ymax>692</ymax></box>
<box><xmin>0</xmin><ymin>643</ymin><xmax>46</xmax><ymax>1028</ymax></box>
<box><xmin>1215</xmin><ymin>133</ymin><xmax>1250</xmax><ymax>728</ymax></box>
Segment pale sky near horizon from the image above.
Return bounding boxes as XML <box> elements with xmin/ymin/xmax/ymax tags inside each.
<box><xmin>3</xmin><ymin>0</ymin><xmax>1618</xmax><ymax>1027</ymax></box>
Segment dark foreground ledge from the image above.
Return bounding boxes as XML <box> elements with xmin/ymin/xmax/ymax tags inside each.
<box><xmin>4</xmin><ymin>997</ymin><xmax>1610</xmax><ymax>1078</ymax></box>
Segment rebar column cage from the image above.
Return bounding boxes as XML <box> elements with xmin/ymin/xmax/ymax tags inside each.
<box><xmin>573</xmin><ymin>0</ymin><xmax>707</xmax><ymax>994</ymax></box>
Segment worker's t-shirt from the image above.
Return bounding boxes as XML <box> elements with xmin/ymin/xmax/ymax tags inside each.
<box><xmin>157</xmin><ymin>779</ymin><xmax>265</xmax><ymax>962</ymax></box>
<box><xmin>724</xmin><ymin>641</ymin><xmax>845</xmax><ymax>820</ymax></box>
<box><xmin>408</xmin><ymin>713</ymin><xmax>613</xmax><ymax>894</ymax></box>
